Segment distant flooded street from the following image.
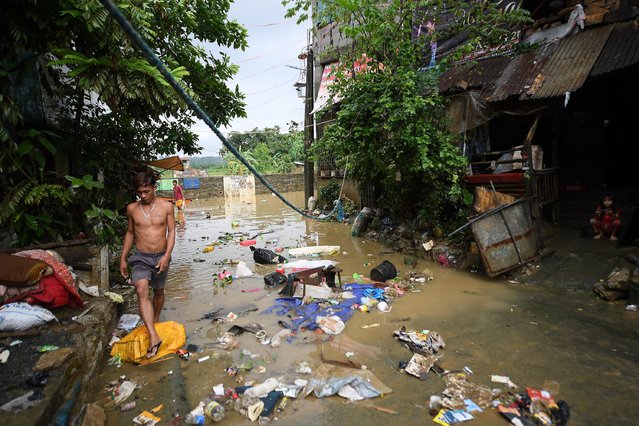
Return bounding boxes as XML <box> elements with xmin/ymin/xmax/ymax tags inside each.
<box><xmin>98</xmin><ymin>191</ymin><xmax>639</xmax><ymax>426</ymax></box>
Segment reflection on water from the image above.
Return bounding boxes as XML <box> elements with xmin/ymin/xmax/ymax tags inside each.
<box><xmin>102</xmin><ymin>191</ymin><xmax>639</xmax><ymax>426</ymax></box>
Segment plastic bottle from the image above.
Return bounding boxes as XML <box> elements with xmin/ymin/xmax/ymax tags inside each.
<box><xmin>204</xmin><ymin>399</ymin><xmax>225</xmax><ymax>422</ymax></box>
<box><xmin>184</xmin><ymin>401</ymin><xmax>205</xmax><ymax>424</ymax></box>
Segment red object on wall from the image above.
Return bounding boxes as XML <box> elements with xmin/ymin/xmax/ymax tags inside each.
<box><xmin>464</xmin><ymin>173</ymin><xmax>524</xmax><ymax>184</ymax></box>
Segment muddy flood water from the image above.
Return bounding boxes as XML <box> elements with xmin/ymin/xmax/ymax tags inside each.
<box><xmin>97</xmin><ymin>191</ymin><xmax>639</xmax><ymax>426</ymax></box>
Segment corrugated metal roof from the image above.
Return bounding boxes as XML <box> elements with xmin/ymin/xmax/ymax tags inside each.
<box><xmin>487</xmin><ymin>44</ymin><xmax>557</xmax><ymax>102</ymax></box>
<box><xmin>530</xmin><ymin>24</ymin><xmax>613</xmax><ymax>99</ymax></box>
<box><xmin>440</xmin><ymin>22</ymin><xmax>634</xmax><ymax>102</ymax></box>
<box><xmin>591</xmin><ymin>21</ymin><xmax>639</xmax><ymax>76</ymax></box>
<box><xmin>439</xmin><ymin>56</ymin><xmax>510</xmax><ymax>96</ymax></box>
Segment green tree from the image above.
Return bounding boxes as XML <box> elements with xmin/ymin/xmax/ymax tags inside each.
<box><xmin>285</xmin><ymin>0</ymin><xmax>529</xmax><ymax>224</ymax></box>
<box><xmin>0</xmin><ymin>0</ymin><xmax>248</xmax><ymax>244</ymax></box>
<box><xmin>222</xmin><ymin>123</ymin><xmax>304</xmax><ymax>174</ymax></box>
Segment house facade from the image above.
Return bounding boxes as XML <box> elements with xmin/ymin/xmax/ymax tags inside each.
<box><xmin>440</xmin><ymin>0</ymin><xmax>639</xmax><ymax>239</ymax></box>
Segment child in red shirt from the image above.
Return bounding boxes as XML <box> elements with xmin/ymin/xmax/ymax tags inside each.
<box><xmin>590</xmin><ymin>194</ymin><xmax>621</xmax><ymax>241</ymax></box>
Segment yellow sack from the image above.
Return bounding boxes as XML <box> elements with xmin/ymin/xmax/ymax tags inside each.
<box><xmin>110</xmin><ymin>321</ymin><xmax>186</xmax><ymax>364</ymax></box>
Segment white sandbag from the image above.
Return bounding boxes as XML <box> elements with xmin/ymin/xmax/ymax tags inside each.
<box><xmin>0</xmin><ymin>303</ymin><xmax>57</xmax><ymax>332</ymax></box>
<box><xmin>288</xmin><ymin>246</ymin><xmax>340</xmax><ymax>257</ymax></box>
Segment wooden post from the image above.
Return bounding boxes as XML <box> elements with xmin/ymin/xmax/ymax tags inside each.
<box><xmin>524</xmin><ymin>114</ymin><xmax>543</xmax><ymax>248</ymax></box>
<box><xmin>99</xmin><ymin>244</ymin><xmax>109</xmax><ymax>291</ymax></box>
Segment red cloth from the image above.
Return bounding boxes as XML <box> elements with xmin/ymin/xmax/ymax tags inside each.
<box><xmin>8</xmin><ymin>250</ymin><xmax>84</xmax><ymax>308</ymax></box>
<box><xmin>595</xmin><ymin>206</ymin><xmax>618</xmax><ymax>224</ymax></box>
<box><xmin>173</xmin><ymin>184</ymin><xmax>184</xmax><ymax>201</ymax></box>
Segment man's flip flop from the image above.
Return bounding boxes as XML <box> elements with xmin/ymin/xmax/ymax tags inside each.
<box><xmin>146</xmin><ymin>341</ymin><xmax>162</xmax><ymax>359</ymax></box>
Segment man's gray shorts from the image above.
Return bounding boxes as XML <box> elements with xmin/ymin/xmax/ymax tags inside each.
<box><xmin>130</xmin><ymin>251</ymin><xmax>170</xmax><ymax>289</ymax></box>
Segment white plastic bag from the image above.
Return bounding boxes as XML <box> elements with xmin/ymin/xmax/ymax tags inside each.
<box><xmin>235</xmin><ymin>260</ymin><xmax>253</xmax><ymax>278</ymax></box>
<box><xmin>0</xmin><ymin>303</ymin><xmax>57</xmax><ymax>332</ymax></box>
<box><xmin>316</xmin><ymin>315</ymin><xmax>345</xmax><ymax>335</ymax></box>
<box><xmin>117</xmin><ymin>314</ymin><xmax>141</xmax><ymax>331</ymax></box>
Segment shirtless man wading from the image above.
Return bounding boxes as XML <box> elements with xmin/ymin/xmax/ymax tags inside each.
<box><xmin>120</xmin><ymin>172</ymin><xmax>176</xmax><ymax>358</ymax></box>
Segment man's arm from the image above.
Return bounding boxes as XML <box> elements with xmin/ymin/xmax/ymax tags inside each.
<box><xmin>157</xmin><ymin>203</ymin><xmax>176</xmax><ymax>273</ymax></box>
<box><xmin>120</xmin><ymin>205</ymin><xmax>135</xmax><ymax>278</ymax></box>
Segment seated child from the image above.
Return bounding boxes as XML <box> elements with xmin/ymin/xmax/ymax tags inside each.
<box><xmin>590</xmin><ymin>194</ymin><xmax>621</xmax><ymax>241</ymax></box>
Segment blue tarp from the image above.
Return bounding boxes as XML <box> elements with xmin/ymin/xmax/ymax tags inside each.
<box><xmin>263</xmin><ymin>284</ymin><xmax>376</xmax><ymax>332</ymax></box>
<box><xmin>183</xmin><ymin>177</ymin><xmax>200</xmax><ymax>189</ymax></box>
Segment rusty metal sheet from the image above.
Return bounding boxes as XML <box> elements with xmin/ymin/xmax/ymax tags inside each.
<box><xmin>487</xmin><ymin>43</ymin><xmax>557</xmax><ymax>102</ymax></box>
<box><xmin>443</xmin><ymin>23</ymin><xmax>617</xmax><ymax>103</ymax></box>
<box><xmin>439</xmin><ymin>56</ymin><xmax>510</xmax><ymax>98</ymax></box>
<box><xmin>591</xmin><ymin>21</ymin><xmax>639</xmax><ymax>76</ymax></box>
<box><xmin>470</xmin><ymin>199</ymin><xmax>539</xmax><ymax>277</ymax></box>
<box><xmin>528</xmin><ymin>25</ymin><xmax>612</xmax><ymax>99</ymax></box>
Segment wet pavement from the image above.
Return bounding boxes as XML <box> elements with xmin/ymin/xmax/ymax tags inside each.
<box><xmin>96</xmin><ymin>191</ymin><xmax>639</xmax><ymax>426</ymax></box>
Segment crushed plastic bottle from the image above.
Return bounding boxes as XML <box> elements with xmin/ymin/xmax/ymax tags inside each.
<box><xmin>184</xmin><ymin>401</ymin><xmax>205</xmax><ymax>424</ymax></box>
<box><xmin>204</xmin><ymin>399</ymin><xmax>225</xmax><ymax>422</ymax></box>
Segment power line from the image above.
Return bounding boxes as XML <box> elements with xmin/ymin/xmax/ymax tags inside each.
<box><xmin>236</xmin><ymin>59</ymin><xmax>299</xmax><ymax>81</ymax></box>
<box><xmin>244</xmin><ymin>76</ymin><xmax>298</xmax><ymax>95</ymax></box>
<box><xmin>247</xmin><ymin>19</ymin><xmax>295</xmax><ymax>29</ymax></box>
<box><xmin>247</xmin><ymin>90</ymin><xmax>295</xmax><ymax>110</ymax></box>
<box><xmin>235</xmin><ymin>37</ymin><xmax>306</xmax><ymax>63</ymax></box>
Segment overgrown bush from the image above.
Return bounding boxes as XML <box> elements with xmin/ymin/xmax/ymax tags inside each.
<box><xmin>316</xmin><ymin>181</ymin><xmax>341</xmax><ymax>211</ymax></box>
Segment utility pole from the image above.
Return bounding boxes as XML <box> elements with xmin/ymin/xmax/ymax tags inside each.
<box><xmin>303</xmin><ymin>47</ymin><xmax>315</xmax><ymax>209</ymax></box>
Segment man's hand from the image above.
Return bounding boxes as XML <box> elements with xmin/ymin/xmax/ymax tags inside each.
<box><xmin>120</xmin><ymin>258</ymin><xmax>129</xmax><ymax>278</ymax></box>
<box><xmin>156</xmin><ymin>255</ymin><xmax>170</xmax><ymax>274</ymax></box>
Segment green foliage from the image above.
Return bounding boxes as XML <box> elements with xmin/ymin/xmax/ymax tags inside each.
<box><xmin>316</xmin><ymin>180</ymin><xmax>341</xmax><ymax>211</ymax></box>
<box><xmin>0</xmin><ymin>0</ymin><xmax>247</xmax><ymax>245</ymax></box>
<box><xmin>0</xmin><ymin>178</ymin><xmax>74</xmax><ymax>246</ymax></box>
<box><xmin>190</xmin><ymin>156</ymin><xmax>226</xmax><ymax>168</ymax></box>
<box><xmin>64</xmin><ymin>174</ymin><xmax>124</xmax><ymax>245</ymax></box>
<box><xmin>222</xmin><ymin>124</ymin><xmax>304</xmax><ymax>175</ymax></box>
<box><xmin>224</xmin><ymin>149</ymin><xmax>254</xmax><ymax>176</ymax></box>
<box><xmin>342</xmin><ymin>197</ymin><xmax>356</xmax><ymax>217</ymax></box>
<box><xmin>190</xmin><ymin>156</ymin><xmax>227</xmax><ymax>176</ymax></box>
<box><xmin>304</xmin><ymin>0</ymin><xmax>529</xmax><ymax>224</ymax></box>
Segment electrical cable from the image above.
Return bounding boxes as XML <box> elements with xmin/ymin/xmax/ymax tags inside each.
<box><xmin>245</xmin><ymin>76</ymin><xmax>298</xmax><ymax>95</ymax></box>
<box><xmin>98</xmin><ymin>0</ymin><xmax>316</xmax><ymax>220</ymax></box>
<box><xmin>235</xmin><ymin>37</ymin><xmax>306</xmax><ymax>63</ymax></box>
<box><xmin>247</xmin><ymin>90</ymin><xmax>295</xmax><ymax>110</ymax></box>
<box><xmin>247</xmin><ymin>20</ymin><xmax>295</xmax><ymax>29</ymax></box>
<box><xmin>236</xmin><ymin>59</ymin><xmax>299</xmax><ymax>81</ymax></box>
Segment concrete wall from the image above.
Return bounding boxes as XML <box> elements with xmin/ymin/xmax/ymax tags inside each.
<box><xmin>172</xmin><ymin>174</ymin><xmax>304</xmax><ymax>199</ymax></box>
<box><xmin>254</xmin><ymin>173</ymin><xmax>305</xmax><ymax>194</ymax></box>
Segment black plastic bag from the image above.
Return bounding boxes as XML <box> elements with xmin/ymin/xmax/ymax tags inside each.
<box><xmin>264</xmin><ymin>271</ymin><xmax>287</xmax><ymax>288</ymax></box>
<box><xmin>278</xmin><ymin>274</ymin><xmax>297</xmax><ymax>296</ymax></box>
<box><xmin>250</xmin><ymin>246</ymin><xmax>287</xmax><ymax>265</ymax></box>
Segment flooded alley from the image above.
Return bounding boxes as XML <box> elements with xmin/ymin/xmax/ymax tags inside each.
<box><xmin>97</xmin><ymin>192</ymin><xmax>639</xmax><ymax>426</ymax></box>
